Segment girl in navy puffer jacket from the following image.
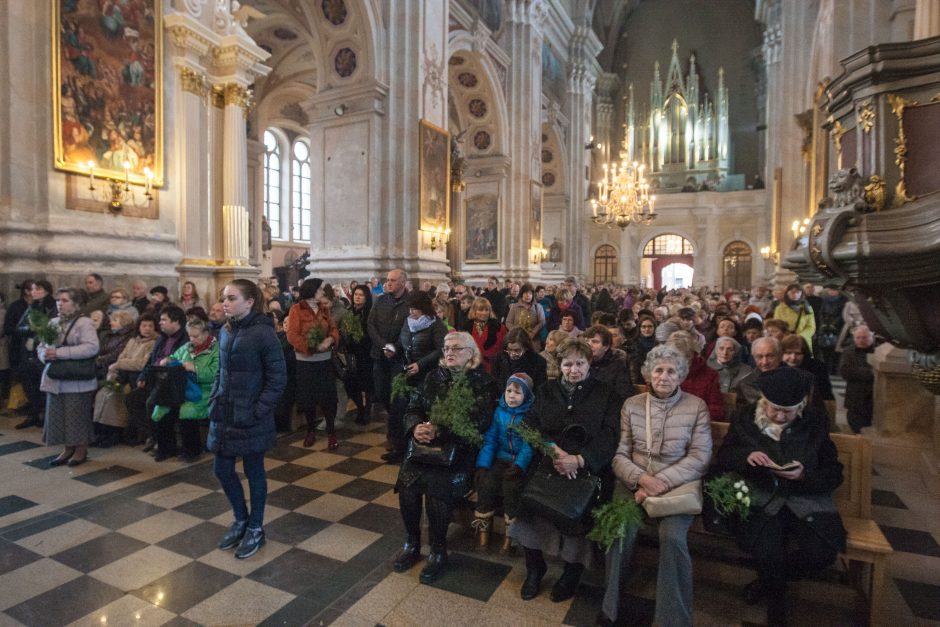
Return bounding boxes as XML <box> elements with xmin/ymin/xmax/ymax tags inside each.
<box><xmin>473</xmin><ymin>372</ymin><xmax>535</xmax><ymax>550</ymax></box>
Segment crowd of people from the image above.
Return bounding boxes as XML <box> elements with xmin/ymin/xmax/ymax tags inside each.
<box><xmin>0</xmin><ymin>269</ymin><xmax>879</xmax><ymax>624</ymax></box>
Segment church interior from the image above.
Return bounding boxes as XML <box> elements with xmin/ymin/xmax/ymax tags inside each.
<box><xmin>1</xmin><ymin>0</ymin><xmax>940</xmax><ymax>625</ymax></box>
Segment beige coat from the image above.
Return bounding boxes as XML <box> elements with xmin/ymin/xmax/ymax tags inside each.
<box><xmin>108</xmin><ymin>335</ymin><xmax>157</xmax><ymax>376</ymax></box>
<box><xmin>612</xmin><ymin>390</ymin><xmax>712</xmax><ymax>491</ymax></box>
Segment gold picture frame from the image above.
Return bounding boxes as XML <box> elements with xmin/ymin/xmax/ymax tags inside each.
<box><xmin>52</xmin><ymin>0</ymin><xmax>163</xmax><ymax>186</ymax></box>
<box><xmin>465</xmin><ymin>193</ymin><xmax>499</xmax><ymax>263</ymax></box>
<box><xmin>419</xmin><ymin>119</ymin><xmax>450</xmax><ymax>232</ymax></box>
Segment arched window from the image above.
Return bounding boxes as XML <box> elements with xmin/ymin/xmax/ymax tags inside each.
<box><xmin>594</xmin><ymin>245</ymin><xmax>618</xmax><ymax>284</ymax></box>
<box><xmin>722</xmin><ymin>241</ymin><xmax>752</xmax><ymax>291</ymax></box>
<box><xmin>263</xmin><ymin>130</ymin><xmax>281</xmax><ymax>239</ymax></box>
<box><xmin>643</xmin><ymin>234</ymin><xmax>694</xmax><ymax>256</ymax></box>
<box><xmin>291</xmin><ymin>140</ymin><xmax>311</xmax><ymax>242</ymax></box>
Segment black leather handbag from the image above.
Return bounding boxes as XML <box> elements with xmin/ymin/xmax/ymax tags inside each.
<box><xmin>147</xmin><ymin>366</ymin><xmax>187</xmax><ymax>408</ymax></box>
<box><xmin>404</xmin><ymin>435</ymin><xmax>457</xmax><ymax>467</ymax></box>
<box><xmin>520</xmin><ymin>424</ymin><xmax>601</xmax><ymax>535</ymax></box>
<box><xmin>331</xmin><ymin>349</ymin><xmax>356</xmax><ymax>381</ymax></box>
<box><xmin>46</xmin><ymin>317</ymin><xmax>97</xmax><ymax>381</ymax></box>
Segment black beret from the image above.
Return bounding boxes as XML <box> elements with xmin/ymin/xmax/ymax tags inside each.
<box><xmin>150</xmin><ymin>286</ymin><xmax>168</xmax><ymax>296</ymax></box>
<box><xmin>756</xmin><ymin>367</ymin><xmax>809</xmax><ymax>407</ymax></box>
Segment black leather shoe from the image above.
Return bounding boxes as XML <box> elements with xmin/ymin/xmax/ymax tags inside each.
<box><xmin>419</xmin><ymin>550</ymin><xmax>447</xmax><ymax>584</ymax></box>
<box><xmin>218</xmin><ymin>520</ymin><xmax>248</xmax><ymax>550</ymax></box>
<box><xmin>49</xmin><ymin>456</ymin><xmax>72</xmax><ymax>468</ymax></box>
<box><xmin>15</xmin><ymin>417</ymin><xmax>40</xmax><ymax>430</ymax></box>
<box><xmin>521</xmin><ymin>548</ymin><xmax>547</xmax><ymax>600</ymax></box>
<box><xmin>550</xmin><ymin>562</ymin><xmax>584</xmax><ymax>602</ymax></box>
<box><xmin>235</xmin><ymin>527</ymin><xmax>265</xmax><ymax>559</ymax></box>
<box><xmin>392</xmin><ymin>541</ymin><xmax>422</xmax><ymax>572</ymax></box>
<box><xmin>381</xmin><ymin>450</ymin><xmax>403</xmax><ymax>464</ymax></box>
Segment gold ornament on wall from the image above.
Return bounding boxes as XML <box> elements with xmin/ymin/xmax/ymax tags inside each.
<box><xmin>887</xmin><ymin>94</ymin><xmax>916</xmax><ymax>208</ymax></box>
<box><xmin>856</xmin><ymin>100</ymin><xmax>874</xmax><ymax>133</ymax></box>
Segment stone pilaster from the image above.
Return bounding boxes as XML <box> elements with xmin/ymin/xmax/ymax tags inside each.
<box><xmin>566</xmin><ymin>24</ymin><xmax>602</xmax><ymax>281</ymax></box>
<box><xmin>914</xmin><ymin>0</ymin><xmax>940</xmax><ymax>39</ymax></box>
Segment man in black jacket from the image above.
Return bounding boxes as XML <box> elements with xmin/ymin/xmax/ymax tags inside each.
<box><xmin>840</xmin><ymin>325</ymin><xmax>875</xmax><ymax>433</ymax></box>
<box><xmin>483</xmin><ymin>276</ymin><xmax>507</xmax><ymax>322</ymax></box>
<box><xmin>565</xmin><ymin>277</ymin><xmax>593</xmax><ymax>324</ymax></box>
<box><xmin>367</xmin><ymin>268</ymin><xmax>410</xmax><ymax>457</ymax></box>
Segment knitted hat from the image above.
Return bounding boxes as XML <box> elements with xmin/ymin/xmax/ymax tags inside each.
<box><xmin>149</xmin><ymin>285</ymin><xmax>168</xmax><ymax>296</ymax></box>
<box><xmin>506</xmin><ymin>372</ymin><xmax>534</xmax><ymax>401</ymax></box>
<box><xmin>756</xmin><ymin>367</ymin><xmax>809</xmax><ymax>408</ymax></box>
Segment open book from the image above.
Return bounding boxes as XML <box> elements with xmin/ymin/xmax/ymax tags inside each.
<box><xmin>767</xmin><ymin>460</ymin><xmax>801</xmax><ymax>471</ymax></box>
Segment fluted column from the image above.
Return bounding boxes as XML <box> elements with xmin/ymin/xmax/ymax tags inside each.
<box><xmin>915</xmin><ymin>0</ymin><xmax>940</xmax><ymax>39</ymax></box>
<box><xmin>566</xmin><ymin>24</ymin><xmax>602</xmax><ymax>281</ymax></box>
<box><xmin>220</xmin><ymin>83</ymin><xmax>250</xmax><ymax>264</ymax></box>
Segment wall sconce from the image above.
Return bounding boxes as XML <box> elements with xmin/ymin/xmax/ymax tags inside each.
<box><xmin>420</xmin><ymin>226</ymin><xmax>451</xmax><ymax>252</ymax></box>
<box><xmin>333</xmin><ymin>103</ymin><xmax>348</xmax><ymax>116</ymax></box>
<box><xmin>86</xmin><ymin>160</ymin><xmax>154</xmax><ymax>214</ymax></box>
<box><xmin>791</xmin><ymin>217</ymin><xmax>810</xmax><ymax>237</ymax></box>
<box><xmin>760</xmin><ymin>245</ymin><xmax>779</xmax><ymax>264</ymax></box>
<box><xmin>531</xmin><ymin>247</ymin><xmax>547</xmax><ymax>264</ymax></box>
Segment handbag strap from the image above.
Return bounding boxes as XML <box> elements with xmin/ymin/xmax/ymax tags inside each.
<box><xmin>645</xmin><ymin>393</ymin><xmax>654</xmax><ymax>472</ymax></box>
<box><xmin>59</xmin><ymin>315</ymin><xmax>83</xmax><ymax>346</ymax></box>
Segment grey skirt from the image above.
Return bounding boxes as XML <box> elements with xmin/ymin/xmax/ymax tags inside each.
<box><xmin>509</xmin><ymin>513</ymin><xmax>600</xmax><ymax>569</ymax></box>
<box><xmin>44</xmin><ymin>391</ymin><xmax>95</xmax><ymax>446</ymax></box>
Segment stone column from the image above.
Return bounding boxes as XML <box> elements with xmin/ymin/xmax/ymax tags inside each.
<box><xmin>565</xmin><ymin>24</ymin><xmax>602</xmax><ymax>281</ymax></box>
<box><xmin>914</xmin><ymin>0</ymin><xmax>940</xmax><ymax>39</ymax></box>
<box><xmin>593</xmin><ymin>73</ymin><xmax>620</xmax><ymax>165</ymax></box>
<box><xmin>500</xmin><ymin>1</ymin><xmax>545</xmax><ymax>279</ymax></box>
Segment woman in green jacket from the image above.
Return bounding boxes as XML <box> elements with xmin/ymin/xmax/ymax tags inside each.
<box><xmin>772</xmin><ymin>284</ymin><xmax>816</xmax><ymax>353</ymax></box>
<box><xmin>152</xmin><ymin>316</ymin><xmax>219</xmax><ymax>462</ymax></box>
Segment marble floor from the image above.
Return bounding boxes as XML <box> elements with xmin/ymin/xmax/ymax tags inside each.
<box><xmin>0</xmin><ymin>381</ymin><xmax>938</xmax><ymax>626</ymax></box>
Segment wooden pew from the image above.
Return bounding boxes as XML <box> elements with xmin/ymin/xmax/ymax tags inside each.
<box><xmin>709</xmin><ymin>421</ymin><xmax>893</xmax><ymax>626</ymax></box>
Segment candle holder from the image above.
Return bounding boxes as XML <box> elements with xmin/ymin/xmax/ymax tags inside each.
<box><xmin>85</xmin><ymin>161</ymin><xmax>155</xmax><ymax>214</ymax></box>
<box><xmin>420</xmin><ymin>226</ymin><xmax>451</xmax><ymax>252</ymax></box>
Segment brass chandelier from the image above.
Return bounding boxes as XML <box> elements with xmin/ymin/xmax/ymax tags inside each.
<box><xmin>590</xmin><ymin>136</ymin><xmax>657</xmax><ymax>230</ymax></box>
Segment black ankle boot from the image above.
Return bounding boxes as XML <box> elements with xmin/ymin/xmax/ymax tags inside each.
<box><xmin>419</xmin><ymin>545</ymin><xmax>447</xmax><ymax>584</ymax></box>
<box><xmin>550</xmin><ymin>561</ymin><xmax>584</xmax><ymax>602</ymax></box>
<box><xmin>393</xmin><ymin>538</ymin><xmax>422</xmax><ymax>572</ymax></box>
<box><xmin>521</xmin><ymin>548</ymin><xmax>547</xmax><ymax>600</ymax></box>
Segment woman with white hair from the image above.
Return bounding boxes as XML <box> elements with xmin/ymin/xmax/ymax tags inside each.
<box><xmin>601</xmin><ymin>344</ymin><xmax>712</xmax><ymax>627</ymax></box>
<box><xmin>707</xmin><ymin>335</ymin><xmax>754</xmax><ymax>393</ymax></box>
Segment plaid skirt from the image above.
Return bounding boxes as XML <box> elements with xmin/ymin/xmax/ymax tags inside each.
<box><xmin>44</xmin><ymin>390</ymin><xmax>95</xmax><ymax>446</ymax></box>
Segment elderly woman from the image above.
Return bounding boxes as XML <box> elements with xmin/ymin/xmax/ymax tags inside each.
<box><xmin>512</xmin><ymin>338</ymin><xmax>620</xmax><ymax>604</ymax></box>
<box><xmin>707</xmin><ymin>336</ymin><xmax>754</xmax><ymax>393</ymax></box>
<box><xmin>506</xmin><ymin>283</ymin><xmax>547</xmax><ymax>350</ymax></box>
<box><xmin>108</xmin><ymin>288</ymin><xmax>139</xmax><ymax>322</ymax></box>
<box><xmin>392</xmin><ymin>331</ymin><xmax>498</xmax><ymax>583</ymax></box>
<box><xmin>466</xmin><ymin>297</ymin><xmax>507</xmax><ymax>374</ymax></box>
<box><xmin>715</xmin><ymin>367</ymin><xmax>845</xmax><ymax>627</ymax></box>
<box><xmin>603</xmin><ymin>344</ymin><xmax>712</xmax><ymax>627</ymax></box>
<box><xmin>546</xmin><ymin>289</ymin><xmax>585</xmax><ymax>332</ymax></box>
<box><xmin>95</xmin><ymin>309</ymin><xmax>136</xmax><ymax>379</ymax></box>
<box><xmin>40</xmin><ymin>288</ymin><xmax>100</xmax><ymax>467</ymax></box>
<box><xmin>669</xmin><ymin>330</ymin><xmax>725</xmax><ymax>421</ymax></box>
<box><xmin>539</xmin><ymin>329</ymin><xmax>568</xmax><ymax>381</ymax></box>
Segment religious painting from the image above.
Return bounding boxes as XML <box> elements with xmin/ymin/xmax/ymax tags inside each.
<box><xmin>419</xmin><ymin>119</ymin><xmax>450</xmax><ymax>232</ymax></box>
<box><xmin>541</xmin><ymin>43</ymin><xmax>566</xmax><ymax>104</ymax></box>
<box><xmin>53</xmin><ymin>0</ymin><xmax>163</xmax><ymax>186</ymax></box>
<box><xmin>465</xmin><ymin>193</ymin><xmax>499</xmax><ymax>263</ymax></box>
<box><xmin>530</xmin><ymin>180</ymin><xmax>542</xmax><ymax>246</ymax></box>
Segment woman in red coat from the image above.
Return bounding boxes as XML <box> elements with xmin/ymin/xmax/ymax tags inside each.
<box><xmin>466</xmin><ymin>297</ymin><xmax>506</xmax><ymax>374</ymax></box>
<box><xmin>669</xmin><ymin>330</ymin><xmax>725</xmax><ymax>421</ymax></box>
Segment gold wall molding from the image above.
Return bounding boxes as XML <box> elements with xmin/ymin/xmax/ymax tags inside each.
<box><xmin>856</xmin><ymin>100</ymin><xmax>874</xmax><ymax>133</ymax></box>
<box><xmin>888</xmin><ymin>94</ymin><xmax>916</xmax><ymax>207</ymax></box>
<box><xmin>831</xmin><ymin>119</ymin><xmax>847</xmax><ymax>168</ymax></box>
<box><xmin>864</xmin><ymin>175</ymin><xmax>886</xmax><ymax>211</ymax></box>
<box><xmin>178</xmin><ymin>66</ymin><xmax>209</xmax><ymax>98</ymax></box>
<box><xmin>211</xmin><ymin>83</ymin><xmax>253</xmax><ymax>115</ymax></box>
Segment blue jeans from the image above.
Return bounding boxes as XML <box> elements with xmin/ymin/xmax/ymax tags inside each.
<box><xmin>214</xmin><ymin>451</ymin><xmax>267</xmax><ymax>529</ymax></box>
<box><xmin>603</xmin><ymin>513</ymin><xmax>694</xmax><ymax>627</ymax></box>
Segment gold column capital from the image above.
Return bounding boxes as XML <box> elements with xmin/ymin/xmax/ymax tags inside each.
<box><xmin>178</xmin><ymin>66</ymin><xmax>209</xmax><ymax>98</ymax></box>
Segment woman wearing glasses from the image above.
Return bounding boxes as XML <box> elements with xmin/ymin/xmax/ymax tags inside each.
<box><xmin>493</xmin><ymin>327</ymin><xmax>547</xmax><ymax>393</ymax></box>
<box><xmin>392</xmin><ymin>332</ymin><xmax>498</xmax><ymax>584</ymax></box>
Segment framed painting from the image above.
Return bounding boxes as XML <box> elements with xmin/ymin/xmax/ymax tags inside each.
<box><xmin>530</xmin><ymin>179</ymin><xmax>542</xmax><ymax>247</ymax></box>
<box><xmin>419</xmin><ymin>119</ymin><xmax>450</xmax><ymax>232</ymax></box>
<box><xmin>465</xmin><ymin>193</ymin><xmax>499</xmax><ymax>263</ymax></box>
<box><xmin>52</xmin><ymin>0</ymin><xmax>163</xmax><ymax>186</ymax></box>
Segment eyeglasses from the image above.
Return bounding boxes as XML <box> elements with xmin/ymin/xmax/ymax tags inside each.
<box><xmin>443</xmin><ymin>346</ymin><xmax>471</xmax><ymax>354</ymax></box>
<box><xmin>504</xmin><ymin>347</ymin><xmax>524</xmax><ymax>357</ymax></box>
<box><xmin>640</xmin><ymin>324</ymin><xmax>655</xmax><ymax>329</ymax></box>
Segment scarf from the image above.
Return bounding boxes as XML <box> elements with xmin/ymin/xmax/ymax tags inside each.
<box><xmin>407</xmin><ymin>315</ymin><xmax>436</xmax><ymax>333</ymax></box>
<box><xmin>753</xmin><ymin>401</ymin><xmax>791</xmax><ymax>441</ymax></box>
<box><xmin>190</xmin><ymin>335</ymin><xmax>215</xmax><ymax>357</ymax></box>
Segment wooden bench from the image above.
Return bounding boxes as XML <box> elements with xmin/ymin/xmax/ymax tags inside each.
<box><xmin>708</xmin><ymin>421</ymin><xmax>893</xmax><ymax>626</ymax></box>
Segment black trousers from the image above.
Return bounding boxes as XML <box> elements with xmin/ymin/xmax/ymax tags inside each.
<box><xmin>746</xmin><ymin>507</ymin><xmax>840</xmax><ymax>585</ymax></box>
<box><xmin>152</xmin><ymin>407</ymin><xmax>202</xmax><ymax>457</ymax></box>
<box><xmin>399</xmin><ymin>485</ymin><xmax>452</xmax><ymax>550</ymax></box>
<box><xmin>372</xmin><ymin>355</ymin><xmax>396</xmax><ymax>407</ymax></box>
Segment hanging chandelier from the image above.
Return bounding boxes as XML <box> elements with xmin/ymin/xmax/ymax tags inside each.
<box><xmin>590</xmin><ymin>127</ymin><xmax>657</xmax><ymax>230</ymax></box>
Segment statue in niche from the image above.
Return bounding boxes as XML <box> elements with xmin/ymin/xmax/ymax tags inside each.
<box><xmin>261</xmin><ymin>215</ymin><xmax>272</xmax><ymax>252</ymax></box>
<box><xmin>548</xmin><ymin>238</ymin><xmax>563</xmax><ymax>262</ymax></box>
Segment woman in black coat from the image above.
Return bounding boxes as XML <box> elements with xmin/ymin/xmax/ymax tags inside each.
<box><xmin>343</xmin><ymin>285</ymin><xmax>374</xmax><ymax>424</ymax></box>
<box><xmin>15</xmin><ymin>280</ymin><xmax>57</xmax><ymax>430</ymax></box>
<box><xmin>511</xmin><ymin>338</ymin><xmax>621</xmax><ymax>604</ymax></box>
<box><xmin>392</xmin><ymin>331</ymin><xmax>498</xmax><ymax>583</ymax></box>
<box><xmin>384</xmin><ymin>291</ymin><xmax>447</xmax><ymax>462</ymax></box>
<box><xmin>492</xmin><ymin>327</ymin><xmax>548</xmax><ymax>393</ymax></box>
<box><xmin>715</xmin><ymin>367</ymin><xmax>845</xmax><ymax>627</ymax></box>
<box><xmin>209</xmin><ymin>280</ymin><xmax>287</xmax><ymax>560</ymax></box>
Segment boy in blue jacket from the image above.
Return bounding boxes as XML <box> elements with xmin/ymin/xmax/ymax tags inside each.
<box><xmin>474</xmin><ymin>372</ymin><xmax>534</xmax><ymax>551</ymax></box>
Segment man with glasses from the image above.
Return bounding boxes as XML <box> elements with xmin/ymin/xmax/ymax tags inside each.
<box><xmin>367</xmin><ymin>269</ymin><xmax>410</xmax><ymax>435</ymax></box>
<box><xmin>451</xmin><ymin>283</ymin><xmax>470</xmax><ymax>330</ymax></box>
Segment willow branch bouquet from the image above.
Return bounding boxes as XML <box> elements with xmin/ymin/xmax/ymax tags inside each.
<box><xmin>306</xmin><ymin>325</ymin><xmax>326</xmax><ymax>351</ymax></box>
<box><xmin>587</xmin><ymin>496</ymin><xmax>645</xmax><ymax>552</ymax></box>
<box><xmin>340</xmin><ymin>313</ymin><xmax>364</xmax><ymax>343</ymax></box>
<box><xmin>390</xmin><ymin>372</ymin><xmax>411</xmax><ymax>402</ymax></box>
<box><xmin>509</xmin><ymin>421</ymin><xmax>558</xmax><ymax>459</ymax></box>
<box><xmin>427</xmin><ymin>373</ymin><xmax>483</xmax><ymax>447</ymax></box>
<box><xmin>704</xmin><ymin>472</ymin><xmax>752</xmax><ymax>521</ymax></box>
<box><xmin>28</xmin><ymin>310</ymin><xmax>60</xmax><ymax>346</ymax></box>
